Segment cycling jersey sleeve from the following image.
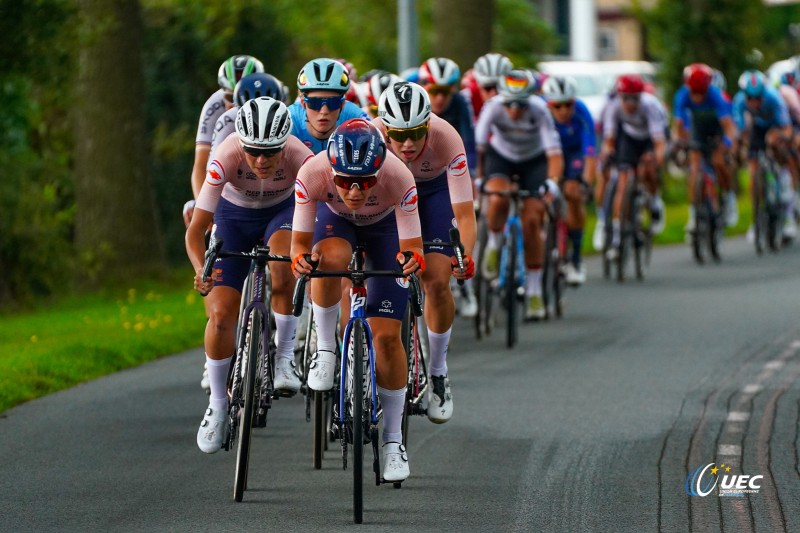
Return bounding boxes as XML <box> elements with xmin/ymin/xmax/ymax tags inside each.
<box><xmin>732</xmin><ymin>92</ymin><xmax>747</xmax><ymax>131</ymax></box>
<box><xmin>208</xmin><ymin>108</ymin><xmax>237</xmax><ymax>161</ymax></box>
<box><xmin>602</xmin><ymin>99</ymin><xmax>621</xmax><ymax>140</ymax></box>
<box><xmin>673</xmin><ymin>86</ymin><xmax>690</xmax><ymax>125</ymax></box>
<box><xmin>574</xmin><ymin>99</ymin><xmax>597</xmax><ymax>157</ymax></box>
<box><xmin>195</xmin><ymin>90</ymin><xmax>227</xmax><ymax>146</ymax></box>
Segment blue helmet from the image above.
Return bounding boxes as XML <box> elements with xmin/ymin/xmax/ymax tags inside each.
<box><xmin>738</xmin><ymin>69</ymin><xmax>767</xmax><ymax>98</ymax></box>
<box><xmin>234</xmin><ymin>73</ymin><xmax>284</xmax><ymax>107</ymax></box>
<box><xmin>779</xmin><ymin>70</ymin><xmax>798</xmax><ymax>88</ymax></box>
<box><xmin>327</xmin><ymin>119</ymin><xmax>387</xmax><ymax>176</ymax></box>
<box><xmin>297</xmin><ymin>58</ymin><xmax>351</xmax><ymax>93</ymax></box>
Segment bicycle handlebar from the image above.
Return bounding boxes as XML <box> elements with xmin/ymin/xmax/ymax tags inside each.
<box><xmin>202</xmin><ymin>235</ymin><xmax>291</xmax><ymax>283</ymax></box>
<box><xmin>292</xmin><ymin>265</ymin><xmax>423</xmax><ymax>318</ymax></box>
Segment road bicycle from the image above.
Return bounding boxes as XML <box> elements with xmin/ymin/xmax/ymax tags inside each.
<box><xmin>541</xmin><ymin>191</ymin><xmax>568</xmax><ymax>318</ymax></box>
<box><xmin>292</xmin><ymin>246</ymin><xmax>422</xmax><ymax>523</ymax></box>
<box><xmin>475</xmin><ymin>187</ymin><xmax>528</xmax><ymax>348</ymax></box>
<box><xmin>202</xmin><ymin>236</ymin><xmax>292</xmax><ymax>503</ymax></box>
<box><xmin>691</xmin><ymin>147</ymin><xmax>725</xmax><ymax>264</ymax></box>
<box><xmin>400</xmin><ymin>228</ymin><xmax>465</xmax><ymax>446</ymax></box>
<box><xmin>601</xmin><ymin>165</ymin><xmax>653</xmax><ymax>281</ymax></box>
<box><xmin>752</xmin><ymin>148</ymin><xmax>785</xmax><ymax>255</ymax></box>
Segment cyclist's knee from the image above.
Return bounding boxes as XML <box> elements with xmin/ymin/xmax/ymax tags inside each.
<box><xmin>314</xmin><ymin>238</ymin><xmax>351</xmax><ymax>269</ymax></box>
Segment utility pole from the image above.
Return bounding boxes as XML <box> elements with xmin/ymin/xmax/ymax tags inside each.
<box><xmin>570</xmin><ymin>0</ymin><xmax>597</xmax><ymax>61</ymax></box>
<box><xmin>397</xmin><ymin>0</ymin><xmax>419</xmax><ymax>73</ymax></box>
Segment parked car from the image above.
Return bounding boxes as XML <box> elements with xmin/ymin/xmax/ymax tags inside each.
<box><xmin>536</xmin><ymin>60</ymin><xmax>659</xmax><ymax>120</ymax></box>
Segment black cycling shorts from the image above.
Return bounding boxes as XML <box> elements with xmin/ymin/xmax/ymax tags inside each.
<box><xmin>485</xmin><ymin>144</ymin><xmax>548</xmax><ymax>195</ymax></box>
<box><xmin>615</xmin><ymin>129</ymin><xmax>653</xmax><ymax>169</ymax></box>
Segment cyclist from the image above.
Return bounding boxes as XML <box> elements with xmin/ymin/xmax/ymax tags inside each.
<box><xmin>209</xmin><ymin>73</ymin><xmax>285</xmax><ymax>159</ymax></box>
<box><xmin>732</xmin><ymin>69</ymin><xmax>795</xmax><ymax>239</ymax></box>
<box><xmin>419</xmin><ymin>57</ymin><xmax>479</xmax><ymax>317</ymax></box>
<box><xmin>291</xmin><ymin>118</ymin><xmax>424</xmax><ymax>483</ymax></box>
<box><xmin>185</xmin><ymin>55</ymin><xmax>264</xmax><ymax>227</ymax></box>
<box><xmin>289</xmin><ymin>58</ymin><xmax>367</xmax><ymax>154</ymax></box>
<box><xmin>362</xmin><ymin>70</ymin><xmax>402</xmax><ymax>118</ymax></box>
<box><xmin>463</xmin><ymin>53</ymin><xmax>514</xmax><ymax>120</ymax></box>
<box><xmin>187</xmin><ymin>97</ymin><xmax>314</xmax><ymax>454</ymax></box>
<box><xmin>601</xmin><ymin>74</ymin><xmax>667</xmax><ymax>258</ymax></box>
<box><xmin>673</xmin><ymin>63</ymin><xmax>739</xmax><ymax>233</ymax></box>
<box><xmin>374</xmin><ymin>81</ymin><xmax>477</xmax><ymax>423</ymax></box>
<box><xmin>475</xmin><ymin>69</ymin><xmax>564</xmax><ymax>321</ymax></box>
<box><xmin>541</xmin><ymin>75</ymin><xmax>596</xmax><ymax>286</ymax></box>
<box><xmin>776</xmin><ymin>70</ymin><xmax>800</xmax><ymax>238</ymax></box>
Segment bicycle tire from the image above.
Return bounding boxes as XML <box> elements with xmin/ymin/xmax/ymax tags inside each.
<box><xmin>541</xmin><ymin>218</ymin><xmax>556</xmax><ymax>319</ymax></box>
<box><xmin>312</xmin><ymin>391</ymin><xmax>325</xmax><ymax>470</ymax></box>
<box><xmin>505</xmin><ymin>223</ymin><xmax>520</xmax><ymax>348</ymax></box>
<box><xmin>553</xmin><ymin>222</ymin><xmax>566</xmax><ymax>317</ymax></box>
<box><xmin>473</xmin><ymin>218</ymin><xmax>491</xmax><ymax>340</ymax></box>
<box><xmin>400</xmin><ymin>308</ymin><xmax>413</xmax><ymax>447</ymax></box>
<box><xmin>351</xmin><ymin>320</ymin><xmax>365</xmax><ymax>524</ymax></box>
<box><xmin>234</xmin><ymin>310</ymin><xmax>261</xmax><ymax>502</ymax></box>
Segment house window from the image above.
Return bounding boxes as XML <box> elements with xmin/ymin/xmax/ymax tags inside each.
<box><xmin>598</xmin><ymin>28</ymin><xmax>618</xmax><ymax>60</ymax></box>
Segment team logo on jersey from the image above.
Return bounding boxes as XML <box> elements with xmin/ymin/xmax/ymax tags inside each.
<box><xmin>400</xmin><ymin>186</ymin><xmax>419</xmax><ymax>213</ymax></box>
<box><xmin>207</xmin><ymin>161</ymin><xmax>224</xmax><ymax>186</ymax></box>
<box><xmin>449</xmin><ymin>154</ymin><xmax>468</xmax><ymax>177</ymax></box>
<box><xmin>295</xmin><ymin>180</ymin><xmax>311</xmax><ymax>204</ymax></box>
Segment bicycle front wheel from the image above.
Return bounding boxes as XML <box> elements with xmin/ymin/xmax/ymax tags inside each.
<box><xmin>351</xmin><ymin>320</ymin><xmax>365</xmax><ymax>524</ymax></box>
<box><xmin>505</xmin><ymin>223</ymin><xmax>520</xmax><ymax>348</ymax></box>
<box><xmin>234</xmin><ymin>310</ymin><xmax>262</xmax><ymax>502</ymax></box>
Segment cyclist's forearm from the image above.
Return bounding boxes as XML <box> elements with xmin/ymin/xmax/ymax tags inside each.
<box><xmin>547</xmin><ymin>152</ymin><xmax>564</xmax><ymax>182</ymax></box>
<box><xmin>583</xmin><ymin>156</ymin><xmax>597</xmax><ymax>184</ymax></box>
<box><xmin>290</xmin><ymin>231</ymin><xmax>314</xmax><ymax>258</ymax></box>
<box><xmin>452</xmin><ymin>201</ymin><xmax>477</xmax><ymax>256</ymax></box>
<box><xmin>185</xmin><ymin>207</ymin><xmax>213</xmax><ymax>270</ymax></box>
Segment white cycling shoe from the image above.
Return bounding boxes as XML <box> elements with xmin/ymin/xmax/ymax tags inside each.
<box><xmin>427</xmin><ymin>375</ymin><xmax>454</xmax><ymax>423</ymax></box>
<box><xmin>382</xmin><ymin>442</ymin><xmax>410</xmax><ymax>482</ymax></box>
<box><xmin>274</xmin><ymin>357</ymin><xmax>301</xmax><ymax>394</ymax></box>
<box><xmin>197</xmin><ymin>405</ymin><xmax>228</xmax><ymax>454</ymax></box>
<box><xmin>307</xmin><ymin>350</ymin><xmax>337</xmax><ymax>391</ymax></box>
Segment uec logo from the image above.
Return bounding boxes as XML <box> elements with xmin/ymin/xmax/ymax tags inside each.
<box><xmin>686</xmin><ymin>463</ymin><xmax>763</xmax><ymax>497</ymax></box>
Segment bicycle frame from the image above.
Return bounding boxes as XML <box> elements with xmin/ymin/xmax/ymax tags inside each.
<box><xmin>498</xmin><ymin>211</ymin><xmax>526</xmax><ymax>294</ymax></box>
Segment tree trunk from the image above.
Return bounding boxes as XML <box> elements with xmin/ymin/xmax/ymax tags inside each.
<box><xmin>432</xmin><ymin>0</ymin><xmax>495</xmax><ymax>76</ymax></box>
<box><xmin>74</xmin><ymin>0</ymin><xmax>164</xmax><ymax>281</ymax></box>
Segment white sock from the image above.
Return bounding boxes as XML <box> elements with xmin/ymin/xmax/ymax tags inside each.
<box><xmin>487</xmin><ymin>230</ymin><xmax>503</xmax><ymax>250</ymax></box>
<box><xmin>427</xmin><ymin>328</ymin><xmax>451</xmax><ymax>377</ymax></box>
<box><xmin>526</xmin><ymin>269</ymin><xmax>542</xmax><ymax>297</ymax></box>
<box><xmin>273</xmin><ymin>312</ymin><xmax>297</xmax><ymax>361</ymax></box>
<box><xmin>206</xmin><ymin>354</ymin><xmax>232</xmax><ymax>411</ymax></box>
<box><xmin>312</xmin><ymin>302</ymin><xmax>340</xmax><ymax>353</ymax></box>
<box><xmin>378</xmin><ymin>386</ymin><xmax>406</xmax><ymax>444</ymax></box>
<box><xmin>611</xmin><ymin>219</ymin><xmax>621</xmax><ymax>246</ymax></box>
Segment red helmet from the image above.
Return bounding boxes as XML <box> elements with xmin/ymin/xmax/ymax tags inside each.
<box><xmin>683</xmin><ymin>63</ymin><xmax>713</xmax><ymax>94</ymax></box>
<box><xmin>616</xmin><ymin>74</ymin><xmax>644</xmax><ymax>95</ymax></box>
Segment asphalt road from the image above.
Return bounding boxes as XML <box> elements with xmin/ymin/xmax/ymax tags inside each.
<box><xmin>2</xmin><ymin>237</ymin><xmax>800</xmax><ymax>532</ymax></box>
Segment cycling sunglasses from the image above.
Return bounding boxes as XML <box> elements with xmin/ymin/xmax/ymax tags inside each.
<box><xmin>621</xmin><ymin>94</ymin><xmax>640</xmax><ymax>103</ymax></box>
<box><xmin>368</xmin><ymin>104</ymin><xmax>379</xmax><ymax>116</ymax></box>
<box><xmin>426</xmin><ymin>84</ymin><xmax>452</xmax><ymax>96</ymax></box>
<box><xmin>241</xmin><ymin>144</ymin><xmax>283</xmax><ymax>158</ymax></box>
<box><xmin>303</xmin><ymin>95</ymin><xmax>345</xmax><ymax>111</ymax></box>
<box><xmin>222</xmin><ymin>91</ymin><xmax>234</xmax><ymax>104</ymax></box>
<box><xmin>333</xmin><ymin>173</ymin><xmax>379</xmax><ymax>191</ymax></box>
<box><xmin>386</xmin><ymin>123</ymin><xmax>430</xmax><ymax>143</ymax></box>
<box><xmin>502</xmin><ymin>100</ymin><xmax>528</xmax><ymax>110</ymax></box>
<box><xmin>479</xmin><ymin>83</ymin><xmax>498</xmax><ymax>91</ymax></box>
<box><xmin>550</xmin><ymin>101</ymin><xmax>574</xmax><ymax>110</ymax></box>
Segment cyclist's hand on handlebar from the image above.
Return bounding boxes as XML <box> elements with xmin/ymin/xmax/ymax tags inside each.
<box><xmin>397</xmin><ymin>251</ymin><xmax>425</xmax><ymax>276</ymax></box>
<box><xmin>451</xmin><ymin>254</ymin><xmax>475</xmax><ymax>280</ymax></box>
<box><xmin>292</xmin><ymin>252</ymin><xmax>319</xmax><ymax>278</ymax></box>
<box><xmin>194</xmin><ymin>266</ymin><xmax>219</xmax><ymax>296</ymax></box>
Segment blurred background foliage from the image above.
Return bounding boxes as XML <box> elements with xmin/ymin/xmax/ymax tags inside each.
<box><xmin>1</xmin><ymin>0</ymin><xmax>798</xmax><ymax>309</ymax></box>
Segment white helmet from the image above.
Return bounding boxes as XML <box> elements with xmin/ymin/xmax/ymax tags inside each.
<box><xmin>378</xmin><ymin>81</ymin><xmax>431</xmax><ymax>129</ymax></box>
<box><xmin>498</xmin><ymin>69</ymin><xmax>536</xmax><ymax>102</ymax></box>
<box><xmin>419</xmin><ymin>57</ymin><xmax>461</xmax><ymax>86</ymax></box>
<box><xmin>217</xmin><ymin>55</ymin><xmax>265</xmax><ymax>91</ymax></box>
<box><xmin>366</xmin><ymin>70</ymin><xmax>402</xmax><ymax>105</ymax></box>
<box><xmin>473</xmin><ymin>53</ymin><xmax>513</xmax><ymax>87</ymax></box>
<box><xmin>542</xmin><ymin>75</ymin><xmax>577</xmax><ymax>103</ymax></box>
<box><xmin>235</xmin><ymin>97</ymin><xmax>292</xmax><ymax>149</ymax></box>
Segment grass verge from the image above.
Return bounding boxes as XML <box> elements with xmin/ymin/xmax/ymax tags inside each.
<box><xmin>0</xmin><ymin>268</ymin><xmax>206</xmax><ymax>413</ymax></box>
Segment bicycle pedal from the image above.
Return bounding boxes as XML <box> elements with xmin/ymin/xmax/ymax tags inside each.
<box><xmin>273</xmin><ymin>389</ymin><xmax>297</xmax><ymax>399</ymax></box>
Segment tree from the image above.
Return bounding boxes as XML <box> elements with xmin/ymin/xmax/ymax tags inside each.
<box><xmin>432</xmin><ymin>0</ymin><xmax>495</xmax><ymax>72</ymax></box>
<box><xmin>74</xmin><ymin>0</ymin><xmax>165</xmax><ymax>281</ymax></box>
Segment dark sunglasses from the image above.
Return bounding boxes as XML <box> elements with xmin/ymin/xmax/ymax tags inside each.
<box><xmin>746</xmin><ymin>95</ymin><xmax>762</xmax><ymax>102</ymax></box>
<box><xmin>480</xmin><ymin>83</ymin><xmax>498</xmax><ymax>91</ymax></box>
<box><xmin>386</xmin><ymin>123</ymin><xmax>430</xmax><ymax>143</ymax></box>
<box><xmin>333</xmin><ymin>173</ymin><xmax>378</xmax><ymax>190</ymax></box>
<box><xmin>502</xmin><ymin>100</ymin><xmax>528</xmax><ymax>110</ymax></box>
<box><xmin>303</xmin><ymin>95</ymin><xmax>345</xmax><ymax>111</ymax></box>
<box><xmin>426</xmin><ymin>84</ymin><xmax>452</xmax><ymax>96</ymax></box>
<box><xmin>368</xmin><ymin>104</ymin><xmax>379</xmax><ymax>116</ymax></box>
<box><xmin>241</xmin><ymin>144</ymin><xmax>283</xmax><ymax>158</ymax></box>
<box><xmin>223</xmin><ymin>91</ymin><xmax>234</xmax><ymax>104</ymax></box>
<box><xmin>621</xmin><ymin>94</ymin><xmax>640</xmax><ymax>103</ymax></box>
<box><xmin>550</xmin><ymin>101</ymin><xmax>574</xmax><ymax>110</ymax></box>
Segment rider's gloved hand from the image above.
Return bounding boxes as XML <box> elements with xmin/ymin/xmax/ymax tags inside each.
<box><xmin>397</xmin><ymin>250</ymin><xmax>425</xmax><ymax>276</ymax></box>
<box><xmin>451</xmin><ymin>254</ymin><xmax>475</xmax><ymax>280</ymax></box>
<box><xmin>292</xmin><ymin>252</ymin><xmax>319</xmax><ymax>278</ymax></box>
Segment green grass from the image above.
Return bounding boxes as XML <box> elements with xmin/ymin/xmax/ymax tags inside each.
<box><xmin>0</xmin><ymin>268</ymin><xmax>207</xmax><ymax>413</ymax></box>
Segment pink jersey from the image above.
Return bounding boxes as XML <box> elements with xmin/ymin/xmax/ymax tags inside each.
<box><xmin>196</xmin><ymin>134</ymin><xmax>313</xmax><ymax>213</ymax></box>
<box><xmin>779</xmin><ymin>85</ymin><xmax>800</xmax><ymax>125</ymax></box>
<box><xmin>293</xmin><ymin>151</ymin><xmax>422</xmax><ymax>240</ymax></box>
<box><xmin>372</xmin><ymin>114</ymin><xmax>474</xmax><ymax>204</ymax></box>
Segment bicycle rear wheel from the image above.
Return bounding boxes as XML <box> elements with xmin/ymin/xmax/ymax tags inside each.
<box><xmin>541</xmin><ymin>218</ymin><xmax>556</xmax><ymax>319</ymax></box>
<box><xmin>234</xmin><ymin>310</ymin><xmax>262</xmax><ymax>502</ymax></box>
